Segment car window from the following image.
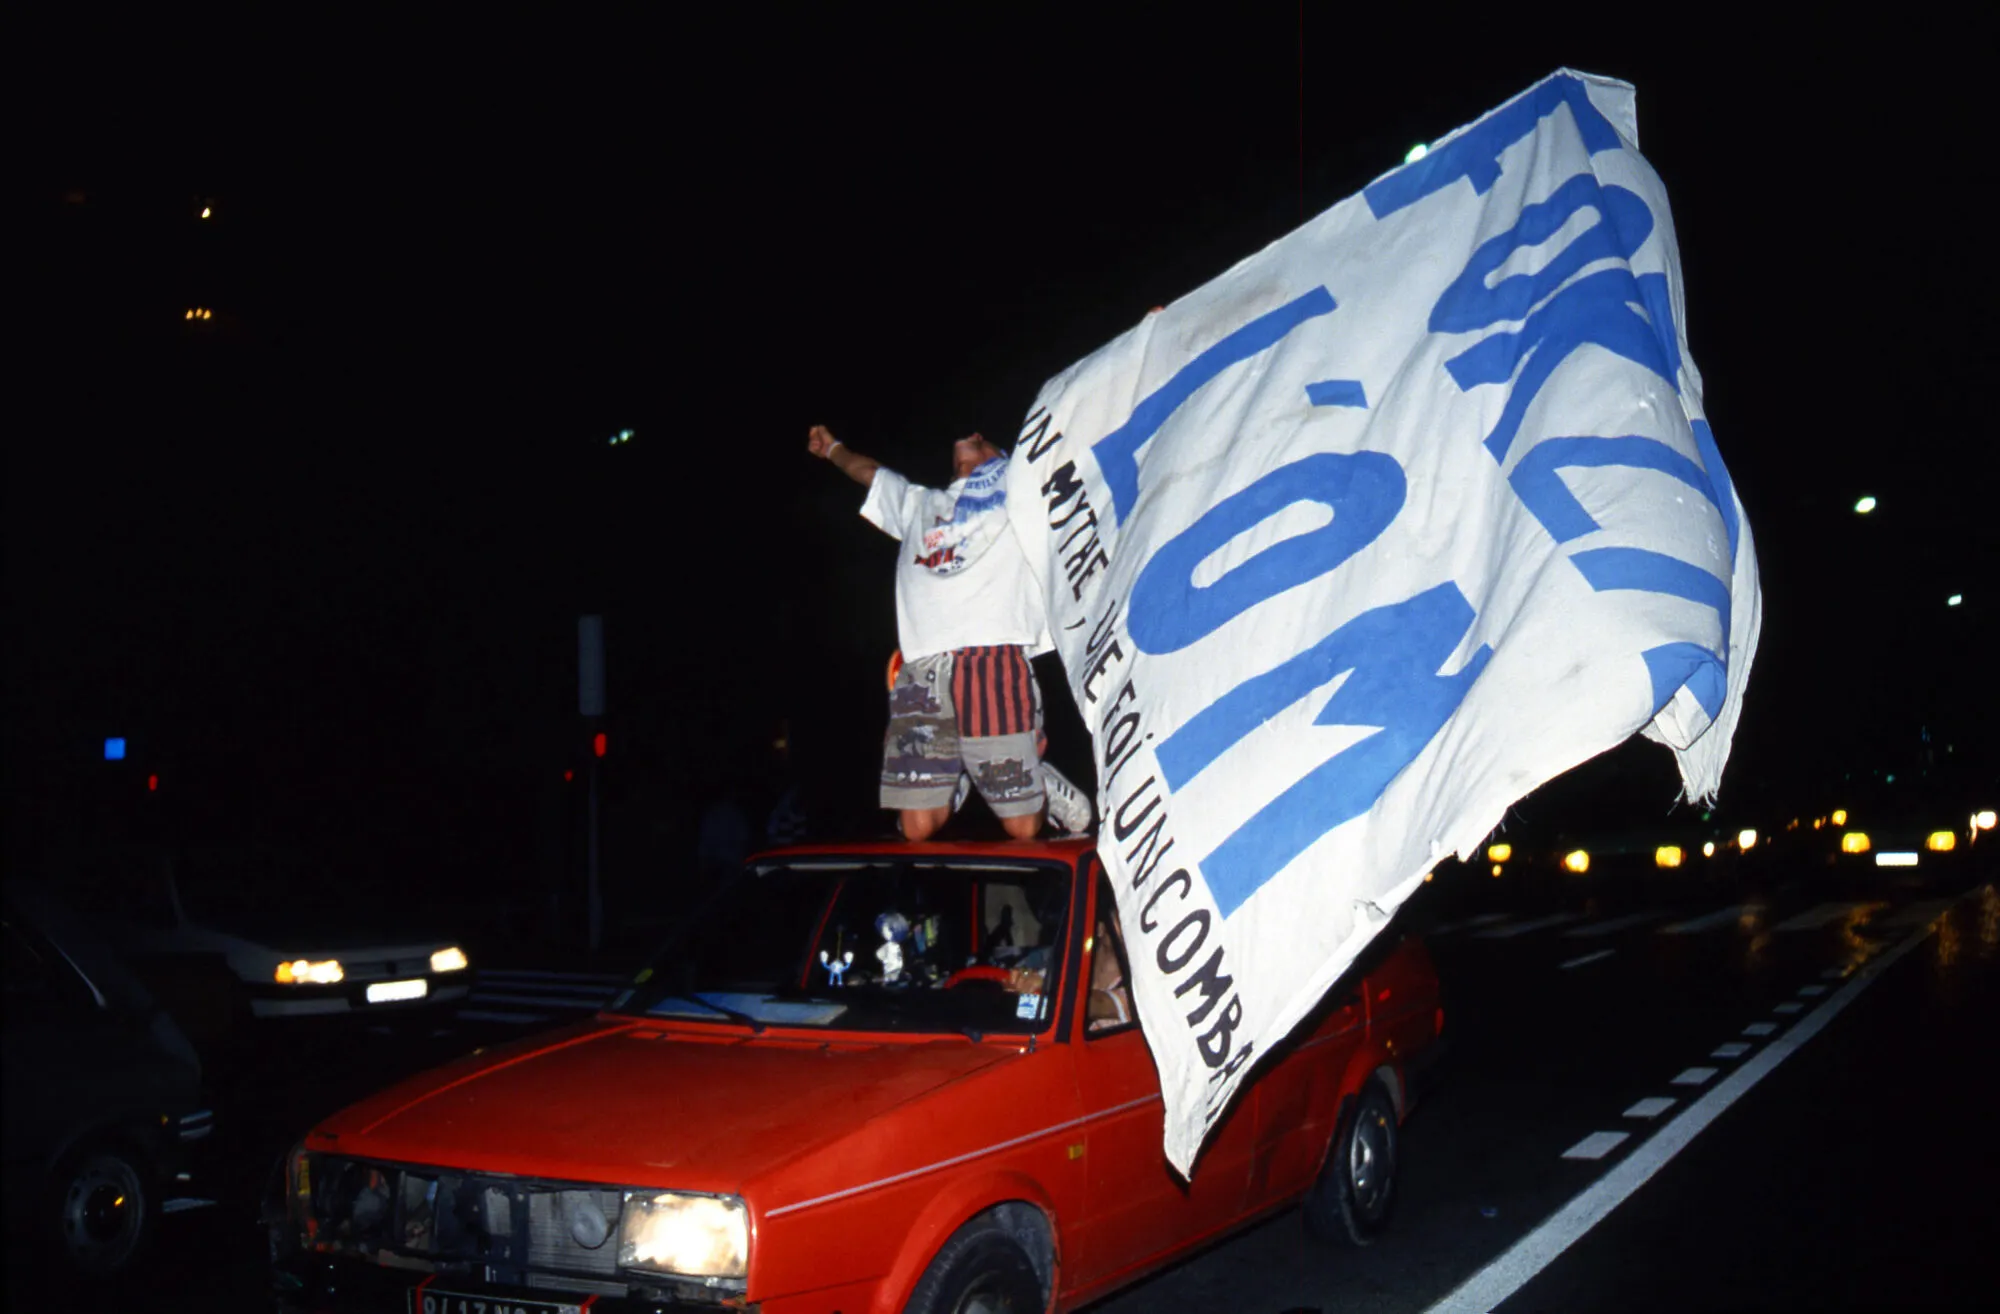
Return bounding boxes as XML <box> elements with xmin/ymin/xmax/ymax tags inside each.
<box><xmin>67</xmin><ymin>854</ymin><xmax>179</xmax><ymax>931</ymax></box>
<box><xmin>1085</xmin><ymin>877</ymin><xmax>1137</xmax><ymax>1037</ymax></box>
<box><xmin>616</xmin><ymin>857</ymin><xmax>1071</xmax><ymax>1036</ymax></box>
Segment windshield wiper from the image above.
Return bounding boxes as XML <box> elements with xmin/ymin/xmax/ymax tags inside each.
<box><xmin>654</xmin><ymin>993</ymin><xmax>766</xmax><ymax>1034</ymax></box>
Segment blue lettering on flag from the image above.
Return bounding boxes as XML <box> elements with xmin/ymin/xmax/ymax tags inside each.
<box><xmin>1092</xmin><ymin>287</ymin><xmax>1337</xmax><ymax>527</ymax></box>
<box><xmin>1304</xmin><ymin>379</ymin><xmax>1368</xmax><ymax>408</ymax></box>
<box><xmin>1365</xmin><ymin>73</ymin><xmax>1622</xmax><ymax>219</ymax></box>
<box><xmin>1128</xmin><ymin>452</ymin><xmax>1405</xmax><ymax>654</ymax></box>
<box><xmin>1159</xmin><ymin>583</ymin><xmax>1493</xmax><ymax>916</ymax></box>
<box><xmin>1431</xmin><ymin>174</ymin><xmax>1671</xmax><ymax>466</ymax></box>
<box><xmin>1509</xmin><ymin>435</ymin><xmax>1722</xmax><ymax>543</ymax></box>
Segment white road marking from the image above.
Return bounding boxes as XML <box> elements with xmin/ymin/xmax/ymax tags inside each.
<box><xmin>1623</xmin><ymin>1097</ymin><xmax>1676</xmax><ymax>1119</ymax></box>
<box><xmin>1477</xmin><ymin>913</ymin><xmax>1582</xmax><ymax>939</ymax></box>
<box><xmin>1561</xmin><ymin>1131</ymin><xmax>1630</xmax><ymax>1161</ymax></box>
<box><xmin>1742</xmin><ymin>1022</ymin><xmax>1778</xmax><ymax>1037</ymax></box>
<box><xmin>1563</xmin><ymin>912</ymin><xmax>1663</xmax><ymax>938</ymax></box>
<box><xmin>1425</xmin><ymin>919</ymin><xmax>1937</xmax><ymax>1314</ymax></box>
<box><xmin>1799</xmin><ymin>984</ymin><xmax>1828</xmax><ymax>997</ymax></box>
<box><xmin>1711</xmin><ymin>1042</ymin><xmax>1753</xmax><ymax>1059</ymax></box>
<box><xmin>1774</xmin><ymin>902</ymin><xmax>1871</xmax><ymax>933</ymax></box>
<box><xmin>1670</xmin><ymin>1067</ymin><xmax>1717</xmax><ymax>1086</ymax></box>
<box><xmin>1882</xmin><ymin>899</ymin><xmax>1955</xmax><ymax>929</ymax></box>
<box><xmin>1558</xmin><ymin>949</ymin><xmax>1617</xmax><ymax>970</ymax></box>
<box><xmin>1658</xmin><ymin>905</ymin><xmax>1746</xmax><ymax>935</ymax></box>
<box><xmin>1432</xmin><ymin>912</ymin><xmax>1514</xmax><ymax>935</ymax></box>
<box><xmin>1773</xmin><ymin>1002</ymin><xmax>1803</xmax><ymax>1014</ymax></box>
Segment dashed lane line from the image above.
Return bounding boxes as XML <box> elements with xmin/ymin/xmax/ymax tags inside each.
<box><xmin>1558</xmin><ymin>949</ymin><xmax>1617</xmax><ymax>970</ymax></box>
<box><xmin>1561</xmin><ymin>1132</ymin><xmax>1630</xmax><ymax>1161</ymax></box>
<box><xmin>1623</xmin><ymin>1098</ymin><xmax>1676</xmax><ymax>1120</ymax></box>
<box><xmin>1425</xmin><ymin>917</ymin><xmax>1938</xmax><ymax>1314</ymax></box>
<box><xmin>1742</xmin><ymin>1022</ymin><xmax>1778</xmax><ymax>1037</ymax></box>
<box><xmin>1670</xmin><ymin>1067</ymin><xmax>1717</xmax><ymax>1086</ymax></box>
<box><xmin>1658</xmin><ymin>905</ymin><xmax>1748</xmax><ymax>935</ymax></box>
<box><xmin>1563</xmin><ymin>912</ymin><xmax>1664</xmax><ymax>939</ymax></box>
<box><xmin>1477</xmin><ymin>913</ymin><xmax>1582</xmax><ymax>939</ymax></box>
<box><xmin>1773</xmin><ymin>1002</ymin><xmax>1804</xmax><ymax>1015</ymax></box>
<box><xmin>1798</xmin><ymin>984</ymin><xmax>1828</xmax><ymax>997</ymax></box>
<box><xmin>1710</xmin><ymin>1041</ymin><xmax>1753</xmax><ymax>1059</ymax></box>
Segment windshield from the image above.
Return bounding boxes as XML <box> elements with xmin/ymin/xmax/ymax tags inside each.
<box><xmin>611</xmin><ymin>856</ymin><xmax>1075</xmax><ymax>1037</ymax></box>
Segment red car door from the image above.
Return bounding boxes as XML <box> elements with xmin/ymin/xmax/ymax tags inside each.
<box><xmin>1246</xmin><ymin>976</ymin><xmax>1367</xmax><ymax>1206</ymax></box>
<box><xmin>1065</xmin><ymin>865</ymin><xmax>1255</xmax><ymax>1294</ymax></box>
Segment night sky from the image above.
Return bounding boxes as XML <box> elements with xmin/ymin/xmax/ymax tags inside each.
<box><xmin>11</xmin><ymin>15</ymin><xmax>1994</xmax><ymax>909</ymax></box>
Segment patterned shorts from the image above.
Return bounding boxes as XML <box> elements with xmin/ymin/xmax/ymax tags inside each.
<box><xmin>881</xmin><ymin>646</ymin><xmax>1045</xmax><ymax>817</ymax></box>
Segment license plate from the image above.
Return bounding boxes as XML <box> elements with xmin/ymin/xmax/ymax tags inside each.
<box><xmin>407</xmin><ymin>1289</ymin><xmax>581</xmax><ymax>1314</ymax></box>
<box><xmin>367</xmin><ymin>978</ymin><xmax>429</xmax><ymax>1003</ymax></box>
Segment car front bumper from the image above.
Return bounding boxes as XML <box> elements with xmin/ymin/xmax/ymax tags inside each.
<box><xmin>272</xmin><ymin>1255</ymin><xmax>750</xmax><ymax>1314</ymax></box>
<box><xmin>249</xmin><ymin>980</ymin><xmax>471</xmax><ymax>1018</ymax></box>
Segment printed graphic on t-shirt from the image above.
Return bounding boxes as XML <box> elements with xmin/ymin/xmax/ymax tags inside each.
<box><xmin>913</xmin><ymin>458</ymin><xmax>1008</xmax><ymax>577</ymax></box>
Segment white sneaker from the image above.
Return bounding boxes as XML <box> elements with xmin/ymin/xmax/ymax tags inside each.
<box><xmin>1039</xmin><ymin>762</ymin><xmax>1093</xmax><ymax>834</ymax></box>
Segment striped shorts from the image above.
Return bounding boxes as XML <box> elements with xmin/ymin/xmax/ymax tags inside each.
<box><xmin>881</xmin><ymin>645</ymin><xmax>1045</xmax><ymax>817</ymax></box>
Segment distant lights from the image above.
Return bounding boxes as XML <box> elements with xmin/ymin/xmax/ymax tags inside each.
<box><xmin>1831</xmin><ymin>809</ymin><xmax>1848</xmax><ymax>826</ymax></box>
<box><xmin>1403</xmin><ymin>142</ymin><xmax>1430</xmax><ymax>164</ymax></box>
<box><xmin>184</xmin><ymin>307</ymin><xmax>213</xmax><ymax>320</ymax></box>
<box><xmin>1491</xmin><ymin>863</ymin><xmax>1504</xmax><ymax>877</ymax></box>
<box><xmin>1655</xmin><ymin>846</ymin><xmax>1684</xmax><ymax>869</ymax></box>
<box><xmin>1946</xmin><ymin>594</ymin><xmax>1963</xmax><ymax>607</ymax></box>
<box><xmin>1562</xmin><ymin>849</ymin><xmax>1590</xmax><ymax>874</ymax></box>
<box><xmin>609</xmin><ymin>429</ymin><xmax>634</xmax><ymax>445</ymax></box>
<box><xmin>1487</xmin><ymin>843</ymin><xmax>1512</xmax><ymax>863</ymax></box>
<box><xmin>1702</xmin><ymin>841</ymin><xmax>1716</xmax><ymax>858</ymax></box>
<box><xmin>1853</xmin><ymin>495</ymin><xmax>1877</xmax><ymax>514</ymax></box>
<box><xmin>1737</xmin><ymin>828</ymin><xmax>1758</xmax><ymax>852</ymax></box>
<box><xmin>200</xmin><ymin>205</ymin><xmax>212</xmax><ymax>219</ymax></box>
<box><xmin>104</xmin><ymin>737</ymin><xmax>127</xmax><ymax>761</ymax></box>
<box><xmin>1976</xmin><ymin>811</ymin><xmax>1996</xmax><ymax>831</ymax></box>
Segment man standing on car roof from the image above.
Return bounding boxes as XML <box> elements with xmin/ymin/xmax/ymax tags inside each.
<box><xmin>808</xmin><ymin>423</ymin><xmax>1092</xmax><ymax>842</ymax></box>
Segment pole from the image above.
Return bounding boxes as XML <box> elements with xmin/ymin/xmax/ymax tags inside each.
<box><xmin>587</xmin><ymin>734</ymin><xmax>602</xmax><ymax>953</ymax></box>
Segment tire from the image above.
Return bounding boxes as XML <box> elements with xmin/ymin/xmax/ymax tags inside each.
<box><xmin>52</xmin><ymin>1143</ymin><xmax>154</xmax><ymax>1279</ymax></box>
<box><xmin>904</xmin><ymin>1215</ymin><xmax>1045</xmax><ymax>1314</ymax></box>
<box><xmin>1303</xmin><ymin>1079</ymin><xmax>1398</xmax><ymax>1246</ymax></box>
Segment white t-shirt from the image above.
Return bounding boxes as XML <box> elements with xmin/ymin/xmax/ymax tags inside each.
<box><xmin>861</xmin><ymin>458</ymin><xmax>1052</xmax><ymax>661</ymax></box>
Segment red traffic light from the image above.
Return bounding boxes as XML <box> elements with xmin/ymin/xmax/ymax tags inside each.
<box><xmin>147</xmin><ymin>774</ymin><xmax>159</xmax><ymax>792</ymax></box>
<box><xmin>592</xmin><ymin>733</ymin><xmax>607</xmax><ymax>758</ymax></box>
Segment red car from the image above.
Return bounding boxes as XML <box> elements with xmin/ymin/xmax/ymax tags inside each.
<box><xmin>270</xmin><ymin>838</ymin><xmax>1443</xmax><ymax>1313</ymax></box>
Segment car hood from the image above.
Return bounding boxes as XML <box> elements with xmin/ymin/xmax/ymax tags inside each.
<box><xmin>312</xmin><ymin>1018</ymin><xmax>1021</xmax><ymax>1194</ymax></box>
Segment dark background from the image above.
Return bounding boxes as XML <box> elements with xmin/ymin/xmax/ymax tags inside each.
<box><xmin>10</xmin><ymin>13</ymin><xmax>1994</xmax><ymax>935</ymax></box>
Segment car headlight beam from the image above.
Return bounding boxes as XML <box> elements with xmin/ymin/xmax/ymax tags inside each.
<box><xmin>431</xmin><ymin>946</ymin><xmax>469</xmax><ymax>973</ymax></box>
<box><xmin>618</xmin><ymin>1191</ymin><xmax>748</xmax><ymax>1281</ymax></box>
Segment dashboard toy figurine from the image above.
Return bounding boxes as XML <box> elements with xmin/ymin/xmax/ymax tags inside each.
<box><xmin>819</xmin><ymin>949</ymin><xmax>854</xmax><ymax>987</ymax></box>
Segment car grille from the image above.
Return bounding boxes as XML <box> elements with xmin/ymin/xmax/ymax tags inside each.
<box><xmin>304</xmin><ymin>1156</ymin><xmax>628</xmax><ymax>1292</ymax></box>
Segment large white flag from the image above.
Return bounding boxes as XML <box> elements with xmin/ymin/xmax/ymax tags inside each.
<box><xmin>1006</xmin><ymin>69</ymin><xmax>1761</xmax><ymax>1174</ymax></box>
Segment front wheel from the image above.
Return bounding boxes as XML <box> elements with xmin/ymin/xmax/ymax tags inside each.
<box><xmin>1304</xmin><ymin>1079</ymin><xmax>1398</xmax><ymax>1246</ymax></box>
<box><xmin>904</xmin><ymin>1215</ymin><xmax>1044</xmax><ymax>1314</ymax></box>
<box><xmin>53</xmin><ymin>1145</ymin><xmax>153</xmax><ymax>1278</ymax></box>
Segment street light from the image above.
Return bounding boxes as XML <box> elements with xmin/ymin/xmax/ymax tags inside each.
<box><xmin>1403</xmin><ymin>142</ymin><xmax>1429</xmax><ymax>164</ymax></box>
<box><xmin>1947</xmin><ymin>594</ymin><xmax>1963</xmax><ymax>606</ymax></box>
<box><xmin>1853</xmin><ymin>496</ymin><xmax>1877</xmax><ymax>514</ymax></box>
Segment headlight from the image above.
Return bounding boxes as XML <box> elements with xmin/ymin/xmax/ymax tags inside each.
<box><xmin>431</xmin><ymin>946</ymin><xmax>469</xmax><ymax>973</ymax></box>
<box><xmin>617</xmin><ymin>1191</ymin><xmax>748</xmax><ymax>1281</ymax></box>
<box><xmin>276</xmin><ymin>959</ymin><xmax>344</xmax><ymax>985</ymax></box>
<box><xmin>1562</xmin><ymin>849</ymin><xmax>1590</xmax><ymax>874</ymax></box>
<box><xmin>1841</xmin><ymin>832</ymin><xmax>1871</xmax><ymax>854</ymax></box>
<box><xmin>1654</xmin><ymin>846</ymin><xmax>1683</xmax><ymax>868</ymax></box>
<box><xmin>1926</xmin><ymin>831</ymin><xmax>1956</xmax><ymax>853</ymax></box>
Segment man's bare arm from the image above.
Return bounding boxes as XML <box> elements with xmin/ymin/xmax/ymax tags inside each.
<box><xmin>807</xmin><ymin>424</ymin><xmax>880</xmax><ymax>488</ymax></box>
